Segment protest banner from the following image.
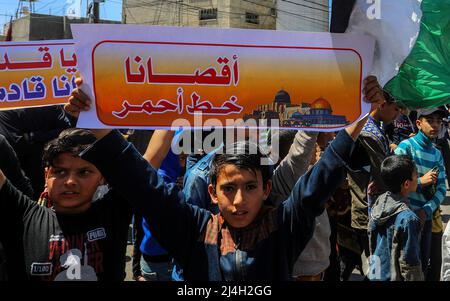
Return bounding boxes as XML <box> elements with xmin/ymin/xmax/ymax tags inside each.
<box><xmin>72</xmin><ymin>24</ymin><xmax>374</xmax><ymax>130</ymax></box>
<box><xmin>0</xmin><ymin>41</ymin><xmax>79</xmax><ymax>110</ymax></box>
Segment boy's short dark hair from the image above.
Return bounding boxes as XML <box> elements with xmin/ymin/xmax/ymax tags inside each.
<box><xmin>383</xmin><ymin>90</ymin><xmax>408</xmax><ymax>110</ymax></box>
<box><xmin>383</xmin><ymin>90</ymin><xmax>396</xmax><ymax>104</ymax></box>
<box><xmin>43</xmin><ymin>128</ymin><xmax>97</xmax><ymax>167</ymax></box>
<box><xmin>380</xmin><ymin>155</ymin><xmax>416</xmax><ymax>194</ymax></box>
<box><xmin>210</xmin><ymin>140</ymin><xmax>271</xmax><ymax>192</ymax></box>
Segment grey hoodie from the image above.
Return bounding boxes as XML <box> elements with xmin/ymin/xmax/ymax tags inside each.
<box><xmin>370</xmin><ymin>192</ymin><xmax>410</xmax><ymax>226</ymax></box>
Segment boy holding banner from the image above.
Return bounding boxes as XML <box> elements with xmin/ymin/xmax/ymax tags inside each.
<box><xmin>57</xmin><ymin>76</ymin><xmax>383</xmax><ymax>280</ymax></box>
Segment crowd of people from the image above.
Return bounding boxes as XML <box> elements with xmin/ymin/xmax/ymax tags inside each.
<box><xmin>1</xmin><ymin>75</ymin><xmax>450</xmax><ymax>281</ymax></box>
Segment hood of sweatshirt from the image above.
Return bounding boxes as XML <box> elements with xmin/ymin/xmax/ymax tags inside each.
<box><xmin>370</xmin><ymin>191</ymin><xmax>410</xmax><ymax>226</ymax></box>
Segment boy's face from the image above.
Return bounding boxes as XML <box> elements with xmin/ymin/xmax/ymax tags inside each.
<box><xmin>401</xmin><ymin>168</ymin><xmax>418</xmax><ymax>196</ymax></box>
<box><xmin>408</xmin><ymin>169</ymin><xmax>418</xmax><ymax>194</ymax></box>
<box><xmin>208</xmin><ymin>164</ymin><xmax>271</xmax><ymax>228</ymax></box>
<box><xmin>46</xmin><ymin>153</ymin><xmax>104</xmax><ymax>214</ymax></box>
<box><xmin>417</xmin><ymin>113</ymin><xmax>442</xmax><ymax>139</ymax></box>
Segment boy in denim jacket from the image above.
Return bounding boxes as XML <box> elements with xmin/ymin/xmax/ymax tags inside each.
<box><xmin>368</xmin><ymin>155</ymin><xmax>423</xmax><ymax>281</ymax></box>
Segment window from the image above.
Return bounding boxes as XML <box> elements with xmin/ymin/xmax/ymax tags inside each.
<box><xmin>199</xmin><ymin>8</ymin><xmax>217</xmax><ymax>20</ymax></box>
<box><xmin>245</xmin><ymin>12</ymin><xmax>259</xmax><ymax>24</ymax></box>
<box><xmin>270</xmin><ymin>8</ymin><xmax>277</xmax><ymax>17</ymax></box>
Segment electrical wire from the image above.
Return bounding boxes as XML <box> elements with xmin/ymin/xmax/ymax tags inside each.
<box><xmin>242</xmin><ymin>0</ymin><xmax>327</xmax><ymax>24</ymax></box>
<box><xmin>280</xmin><ymin>0</ymin><xmax>329</xmax><ymax>13</ymax></box>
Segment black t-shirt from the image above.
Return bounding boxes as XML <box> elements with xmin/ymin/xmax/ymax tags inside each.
<box><xmin>385</xmin><ymin>113</ymin><xmax>416</xmax><ymax>146</ymax></box>
<box><xmin>0</xmin><ymin>180</ymin><xmax>132</xmax><ymax>281</ymax></box>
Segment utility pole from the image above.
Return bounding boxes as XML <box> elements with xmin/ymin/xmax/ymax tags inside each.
<box><xmin>29</xmin><ymin>0</ymin><xmax>36</xmax><ymax>13</ymax></box>
<box><xmin>178</xmin><ymin>0</ymin><xmax>182</xmax><ymax>26</ymax></box>
<box><xmin>122</xmin><ymin>0</ymin><xmax>126</xmax><ymax>24</ymax></box>
<box><xmin>88</xmin><ymin>0</ymin><xmax>103</xmax><ymax>23</ymax></box>
<box><xmin>93</xmin><ymin>0</ymin><xmax>99</xmax><ymax>23</ymax></box>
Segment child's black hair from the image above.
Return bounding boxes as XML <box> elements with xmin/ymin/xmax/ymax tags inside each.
<box><xmin>209</xmin><ymin>140</ymin><xmax>271</xmax><ymax>193</ymax></box>
<box><xmin>380</xmin><ymin>155</ymin><xmax>416</xmax><ymax>194</ymax></box>
<box><xmin>43</xmin><ymin>128</ymin><xmax>97</xmax><ymax>168</ymax></box>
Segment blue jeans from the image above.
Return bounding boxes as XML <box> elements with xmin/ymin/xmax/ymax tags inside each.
<box><xmin>140</xmin><ymin>257</ymin><xmax>173</xmax><ymax>281</ymax></box>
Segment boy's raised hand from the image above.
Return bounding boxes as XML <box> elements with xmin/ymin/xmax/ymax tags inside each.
<box><xmin>65</xmin><ymin>77</ymin><xmax>111</xmax><ymax>140</ymax></box>
<box><xmin>345</xmin><ymin>75</ymin><xmax>385</xmax><ymax>140</ymax></box>
<box><xmin>363</xmin><ymin>75</ymin><xmax>385</xmax><ymax>112</ymax></box>
<box><xmin>65</xmin><ymin>78</ymin><xmax>91</xmax><ymax>118</ymax></box>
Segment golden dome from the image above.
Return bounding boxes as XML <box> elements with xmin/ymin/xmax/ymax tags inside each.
<box><xmin>310</xmin><ymin>97</ymin><xmax>331</xmax><ymax>110</ymax></box>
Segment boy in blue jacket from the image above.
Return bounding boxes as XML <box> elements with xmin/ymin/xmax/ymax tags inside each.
<box><xmin>368</xmin><ymin>155</ymin><xmax>423</xmax><ymax>281</ymax></box>
<box><xmin>65</xmin><ymin>76</ymin><xmax>383</xmax><ymax>280</ymax></box>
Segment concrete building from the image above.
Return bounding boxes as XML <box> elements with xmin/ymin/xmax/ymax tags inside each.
<box><xmin>123</xmin><ymin>0</ymin><xmax>276</xmax><ymax>29</ymax></box>
<box><xmin>8</xmin><ymin>13</ymin><xmax>120</xmax><ymax>41</ymax></box>
<box><xmin>276</xmin><ymin>0</ymin><xmax>329</xmax><ymax>32</ymax></box>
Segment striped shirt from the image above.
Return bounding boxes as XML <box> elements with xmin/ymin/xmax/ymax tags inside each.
<box><xmin>394</xmin><ymin>130</ymin><xmax>446</xmax><ymax>220</ymax></box>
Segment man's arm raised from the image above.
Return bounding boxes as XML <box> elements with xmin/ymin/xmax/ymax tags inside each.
<box><xmin>143</xmin><ymin>130</ymin><xmax>175</xmax><ymax>169</ymax></box>
<box><xmin>345</xmin><ymin>75</ymin><xmax>385</xmax><ymax>140</ymax></box>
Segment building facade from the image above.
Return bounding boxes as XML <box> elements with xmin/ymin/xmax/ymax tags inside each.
<box><xmin>276</xmin><ymin>0</ymin><xmax>329</xmax><ymax>32</ymax></box>
<box><xmin>7</xmin><ymin>13</ymin><xmax>120</xmax><ymax>41</ymax></box>
<box><xmin>123</xmin><ymin>0</ymin><xmax>276</xmax><ymax>29</ymax></box>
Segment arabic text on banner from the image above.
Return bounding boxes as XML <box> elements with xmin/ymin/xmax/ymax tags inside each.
<box><xmin>72</xmin><ymin>25</ymin><xmax>375</xmax><ymax>131</ymax></box>
<box><xmin>0</xmin><ymin>41</ymin><xmax>79</xmax><ymax>111</ymax></box>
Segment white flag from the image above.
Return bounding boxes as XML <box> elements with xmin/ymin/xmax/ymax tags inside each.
<box><xmin>345</xmin><ymin>0</ymin><xmax>422</xmax><ymax>86</ymax></box>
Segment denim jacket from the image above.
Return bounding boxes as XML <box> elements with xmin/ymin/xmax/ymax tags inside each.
<box><xmin>183</xmin><ymin>149</ymin><xmax>220</xmax><ymax>214</ymax></box>
<box><xmin>182</xmin><ymin>132</ymin><xmax>327</xmax><ymax>278</ymax></box>
<box><xmin>368</xmin><ymin>191</ymin><xmax>424</xmax><ymax>281</ymax></box>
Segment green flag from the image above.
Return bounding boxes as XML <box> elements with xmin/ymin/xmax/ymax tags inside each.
<box><xmin>385</xmin><ymin>0</ymin><xmax>450</xmax><ymax>109</ymax></box>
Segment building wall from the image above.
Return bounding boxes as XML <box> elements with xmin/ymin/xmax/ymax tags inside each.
<box><xmin>229</xmin><ymin>0</ymin><xmax>276</xmax><ymax>29</ymax></box>
<box><xmin>11</xmin><ymin>15</ymin><xmax>31</xmax><ymax>41</ymax></box>
<box><xmin>276</xmin><ymin>0</ymin><xmax>329</xmax><ymax>32</ymax></box>
<box><xmin>123</xmin><ymin>0</ymin><xmax>275</xmax><ymax>29</ymax></box>
<box><xmin>10</xmin><ymin>13</ymin><xmax>120</xmax><ymax>41</ymax></box>
<box><xmin>28</xmin><ymin>14</ymin><xmax>65</xmax><ymax>41</ymax></box>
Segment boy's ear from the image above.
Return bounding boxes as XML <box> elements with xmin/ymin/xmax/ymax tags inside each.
<box><xmin>416</xmin><ymin>118</ymin><xmax>422</xmax><ymax>130</ymax></box>
<box><xmin>263</xmin><ymin>180</ymin><xmax>272</xmax><ymax>201</ymax></box>
<box><xmin>403</xmin><ymin>180</ymin><xmax>410</xmax><ymax>190</ymax></box>
<box><xmin>44</xmin><ymin>167</ymin><xmax>49</xmax><ymax>180</ymax></box>
<box><xmin>99</xmin><ymin>176</ymin><xmax>106</xmax><ymax>186</ymax></box>
<box><xmin>208</xmin><ymin>184</ymin><xmax>218</xmax><ymax>204</ymax></box>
